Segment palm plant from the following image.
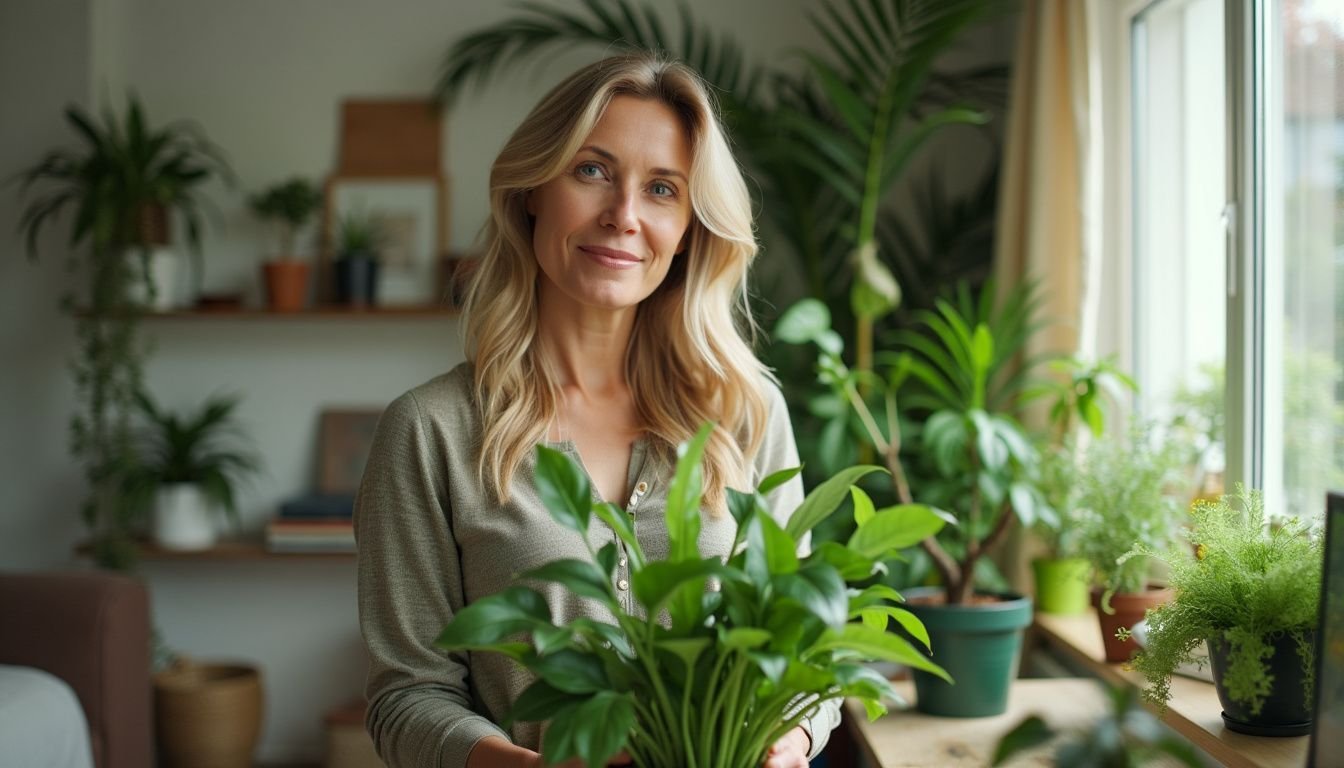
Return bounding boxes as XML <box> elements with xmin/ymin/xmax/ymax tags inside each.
<box><xmin>15</xmin><ymin>95</ymin><xmax>231</xmax><ymax>568</ymax></box>
<box><xmin>125</xmin><ymin>391</ymin><xmax>260</xmax><ymax>531</ymax></box>
<box><xmin>432</xmin><ymin>0</ymin><xmax>1009</xmax><ymax>337</ymax></box>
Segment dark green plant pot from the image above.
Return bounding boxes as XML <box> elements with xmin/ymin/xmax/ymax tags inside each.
<box><xmin>335</xmin><ymin>253</ymin><xmax>379</xmax><ymax>307</ymax></box>
<box><xmin>900</xmin><ymin>586</ymin><xmax>1033</xmax><ymax>717</ymax></box>
<box><xmin>1207</xmin><ymin>630</ymin><xmax>1315</xmax><ymax>736</ymax></box>
<box><xmin>1031</xmin><ymin>557</ymin><xmax>1092</xmax><ymax>615</ymax></box>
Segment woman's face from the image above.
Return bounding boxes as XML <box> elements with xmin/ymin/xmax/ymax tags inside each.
<box><xmin>528</xmin><ymin>95</ymin><xmax>694</xmax><ymax>316</ymax></box>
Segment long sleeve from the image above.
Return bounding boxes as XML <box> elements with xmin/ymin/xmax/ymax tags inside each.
<box><xmin>355</xmin><ymin>390</ymin><xmax>508</xmax><ymax>768</ymax></box>
<box><xmin>754</xmin><ymin>381</ymin><xmax>843</xmax><ymax>760</ymax></box>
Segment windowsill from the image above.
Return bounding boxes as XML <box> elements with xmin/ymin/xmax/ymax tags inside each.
<box><xmin>1031</xmin><ymin>610</ymin><xmax>1308</xmax><ymax>768</ymax></box>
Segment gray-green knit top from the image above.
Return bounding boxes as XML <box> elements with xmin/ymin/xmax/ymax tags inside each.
<box><xmin>355</xmin><ymin>363</ymin><xmax>840</xmax><ymax>768</ymax></box>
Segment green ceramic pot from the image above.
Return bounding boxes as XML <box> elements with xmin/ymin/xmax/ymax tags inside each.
<box><xmin>900</xmin><ymin>586</ymin><xmax>1033</xmax><ymax>717</ymax></box>
<box><xmin>1031</xmin><ymin>557</ymin><xmax>1092</xmax><ymax>615</ymax></box>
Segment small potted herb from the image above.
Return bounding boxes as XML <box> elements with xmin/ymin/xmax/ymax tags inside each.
<box><xmin>437</xmin><ymin>425</ymin><xmax>950</xmax><ymax>768</ymax></box>
<box><xmin>332</xmin><ymin>210</ymin><xmax>383</xmax><ymax>307</ymax></box>
<box><xmin>249</xmin><ymin>177</ymin><xmax>321</xmax><ymax>312</ymax></box>
<box><xmin>1071</xmin><ymin>425</ymin><xmax>1187</xmax><ymax>662</ymax></box>
<box><xmin>1120</xmin><ymin>487</ymin><xmax>1321</xmax><ymax>736</ymax></box>
<box><xmin>124</xmin><ymin>391</ymin><xmax>260</xmax><ymax>551</ymax></box>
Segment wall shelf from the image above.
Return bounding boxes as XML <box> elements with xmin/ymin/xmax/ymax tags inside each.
<box><xmin>139</xmin><ymin>306</ymin><xmax>459</xmax><ymax>320</ymax></box>
<box><xmin>78</xmin><ymin>540</ymin><xmax>354</xmax><ymax>561</ymax></box>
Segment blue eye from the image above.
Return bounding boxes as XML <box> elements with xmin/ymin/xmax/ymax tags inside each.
<box><xmin>577</xmin><ymin>162</ymin><xmax>604</xmax><ymax>179</ymax></box>
<box><xmin>650</xmin><ymin>181</ymin><xmax>675</xmax><ymax>197</ymax></box>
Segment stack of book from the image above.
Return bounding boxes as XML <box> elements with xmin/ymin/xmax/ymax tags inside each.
<box><xmin>265</xmin><ymin>494</ymin><xmax>355</xmax><ymax>553</ymax></box>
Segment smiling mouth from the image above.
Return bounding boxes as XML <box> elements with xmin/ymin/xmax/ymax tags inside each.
<box><xmin>579</xmin><ymin>245</ymin><xmax>642</xmax><ymax>269</ymax></box>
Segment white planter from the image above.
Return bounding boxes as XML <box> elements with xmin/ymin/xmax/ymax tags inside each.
<box><xmin>153</xmin><ymin>484</ymin><xmax>217</xmax><ymax>551</ymax></box>
<box><xmin>125</xmin><ymin>247</ymin><xmax>180</xmax><ymax>310</ymax></box>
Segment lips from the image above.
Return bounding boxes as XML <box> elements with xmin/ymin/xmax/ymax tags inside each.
<box><xmin>579</xmin><ymin>245</ymin><xmax>642</xmax><ymax>268</ymax></box>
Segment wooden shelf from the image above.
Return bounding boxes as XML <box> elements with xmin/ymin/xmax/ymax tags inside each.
<box><xmin>138</xmin><ymin>305</ymin><xmax>459</xmax><ymax>320</ymax></box>
<box><xmin>1032</xmin><ymin>610</ymin><xmax>1307</xmax><ymax>768</ymax></box>
<box><xmin>78</xmin><ymin>539</ymin><xmax>354</xmax><ymax>561</ymax></box>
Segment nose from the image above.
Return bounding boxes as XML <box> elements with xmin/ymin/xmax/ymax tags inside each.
<box><xmin>599</xmin><ymin>186</ymin><xmax>639</xmax><ymax>233</ymax></box>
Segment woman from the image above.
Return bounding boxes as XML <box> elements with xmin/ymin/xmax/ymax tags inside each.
<box><xmin>356</xmin><ymin>53</ymin><xmax>837</xmax><ymax>768</ymax></box>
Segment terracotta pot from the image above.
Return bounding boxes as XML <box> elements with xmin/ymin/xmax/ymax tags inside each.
<box><xmin>263</xmin><ymin>260</ymin><xmax>310</xmax><ymax>312</ymax></box>
<box><xmin>1092</xmin><ymin>586</ymin><xmax>1172</xmax><ymax>663</ymax></box>
<box><xmin>155</xmin><ymin>661</ymin><xmax>263</xmax><ymax>768</ymax></box>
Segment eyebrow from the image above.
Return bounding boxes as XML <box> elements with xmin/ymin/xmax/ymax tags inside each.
<box><xmin>580</xmin><ymin>145</ymin><xmax>688</xmax><ymax>182</ymax></box>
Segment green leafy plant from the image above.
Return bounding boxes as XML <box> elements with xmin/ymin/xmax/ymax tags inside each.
<box><xmin>436</xmin><ymin>424</ymin><xmax>951</xmax><ymax>768</ymax></box>
<box><xmin>1071</xmin><ymin>426</ymin><xmax>1188</xmax><ymax>608</ymax></box>
<box><xmin>775</xmin><ymin>281</ymin><xmax>1049</xmax><ymax>604</ymax></box>
<box><xmin>1119</xmin><ymin>487</ymin><xmax>1321</xmax><ymax>716</ymax></box>
<box><xmin>14</xmin><ymin>95</ymin><xmax>231</xmax><ymax>569</ymax></box>
<box><xmin>334</xmin><ymin>210</ymin><xmax>383</xmax><ymax>260</ymax></box>
<box><xmin>248</xmin><ymin>177</ymin><xmax>321</xmax><ymax>258</ymax></box>
<box><xmin>124</xmin><ymin>391</ymin><xmax>260</xmax><ymax>529</ymax></box>
<box><xmin>991</xmin><ymin>684</ymin><xmax>1201</xmax><ymax>767</ymax></box>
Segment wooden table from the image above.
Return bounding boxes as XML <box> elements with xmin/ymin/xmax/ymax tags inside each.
<box><xmin>843</xmin><ymin>678</ymin><xmax>1114</xmax><ymax>767</ymax></box>
<box><xmin>1032</xmin><ymin>611</ymin><xmax>1308</xmax><ymax>768</ymax></box>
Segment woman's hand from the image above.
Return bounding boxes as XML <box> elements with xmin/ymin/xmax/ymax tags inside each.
<box><xmin>762</xmin><ymin>726</ymin><xmax>811</xmax><ymax>767</ymax></box>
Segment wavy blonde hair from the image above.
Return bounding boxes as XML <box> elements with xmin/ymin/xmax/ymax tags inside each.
<box><xmin>461</xmin><ymin>52</ymin><xmax>771</xmax><ymax>513</ymax></box>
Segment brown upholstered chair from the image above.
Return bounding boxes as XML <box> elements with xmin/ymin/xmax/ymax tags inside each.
<box><xmin>0</xmin><ymin>570</ymin><xmax>154</xmax><ymax>768</ymax></box>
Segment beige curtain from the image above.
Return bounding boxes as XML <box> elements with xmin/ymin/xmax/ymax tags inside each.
<box><xmin>992</xmin><ymin>0</ymin><xmax>1098</xmax><ymax>592</ymax></box>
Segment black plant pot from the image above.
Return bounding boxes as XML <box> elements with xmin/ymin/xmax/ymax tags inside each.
<box><xmin>334</xmin><ymin>254</ymin><xmax>379</xmax><ymax>307</ymax></box>
<box><xmin>1207</xmin><ymin>630</ymin><xmax>1315</xmax><ymax>736</ymax></box>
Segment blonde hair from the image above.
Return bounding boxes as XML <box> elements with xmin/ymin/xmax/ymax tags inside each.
<box><xmin>461</xmin><ymin>52</ymin><xmax>772</xmax><ymax>512</ymax></box>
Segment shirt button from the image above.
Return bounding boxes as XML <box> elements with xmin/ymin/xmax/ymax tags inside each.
<box><xmin>636</xmin><ymin>481</ymin><xmax>648</xmax><ymax>493</ymax></box>
<box><xmin>617</xmin><ymin>579</ymin><xmax>629</xmax><ymax>591</ymax></box>
<box><xmin>618</xmin><ymin>556</ymin><xmax>628</xmax><ymax>567</ymax></box>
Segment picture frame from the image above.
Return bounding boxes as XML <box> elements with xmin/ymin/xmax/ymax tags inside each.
<box><xmin>1309</xmin><ymin>491</ymin><xmax>1344</xmax><ymax>766</ymax></box>
<box><xmin>323</xmin><ymin>175</ymin><xmax>449</xmax><ymax>306</ymax></box>
<box><xmin>317</xmin><ymin>409</ymin><xmax>384</xmax><ymax>495</ymax></box>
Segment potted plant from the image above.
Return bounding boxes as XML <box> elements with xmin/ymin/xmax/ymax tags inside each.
<box><xmin>775</xmin><ymin>281</ymin><xmax>1049</xmax><ymax>717</ymax></box>
<box><xmin>1120</xmin><ymin>487</ymin><xmax>1321</xmax><ymax>736</ymax></box>
<box><xmin>992</xmin><ymin>683</ymin><xmax>1202</xmax><ymax>767</ymax></box>
<box><xmin>1028</xmin><ymin>357</ymin><xmax>1137</xmax><ymax>615</ymax></box>
<box><xmin>16</xmin><ymin>95</ymin><xmax>231</xmax><ymax>569</ymax></box>
<box><xmin>1071</xmin><ymin>425</ymin><xmax>1187</xmax><ymax>662</ymax></box>
<box><xmin>438</xmin><ymin>425</ymin><xmax>952</xmax><ymax>767</ymax></box>
<box><xmin>332</xmin><ymin>210</ymin><xmax>382</xmax><ymax>307</ymax></box>
<box><xmin>249</xmin><ymin>177</ymin><xmax>321</xmax><ymax>312</ymax></box>
<box><xmin>124</xmin><ymin>390</ymin><xmax>259</xmax><ymax>551</ymax></box>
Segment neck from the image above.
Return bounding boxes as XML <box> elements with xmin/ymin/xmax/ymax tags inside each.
<box><xmin>536</xmin><ymin>295</ymin><xmax>637</xmax><ymax>395</ymax></box>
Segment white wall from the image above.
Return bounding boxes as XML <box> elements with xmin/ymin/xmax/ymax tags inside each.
<box><xmin>0</xmin><ymin>1</ymin><xmax>830</xmax><ymax>762</ymax></box>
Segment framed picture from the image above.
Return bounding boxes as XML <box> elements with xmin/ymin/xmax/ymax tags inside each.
<box><xmin>323</xmin><ymin>175</ymin><xmax>448</xmax><ymax>306</ymax></box>
<box><xmin>1310</xmin><ymin>492</ymin><xmax>1344</xmax><ymax>766</ymax></box>
<box><xmin>317</xmin><ymin>409</ymin><xmax>384</xmax><ymax>495</ymax></box>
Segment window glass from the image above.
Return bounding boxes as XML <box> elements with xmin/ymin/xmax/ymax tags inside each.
<box><xmin>1131</xmin><ymin>0</ymin><xmax>1228</xmax><ymax>494</ymax></box>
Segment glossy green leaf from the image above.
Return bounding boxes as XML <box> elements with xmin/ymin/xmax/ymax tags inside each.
<box><xmin>505</xmin><ymin>678</ymin><xmax>585</xmax><ymax>726</ymax></box>
<box><xmin>434</xmin><ymin>586</ymin><xmax>550</xmax><ymax>649</ymax></box>
<box><xmin>847</xmin><ymin>504</ymin><xmax>948</xmax><ymax>558</ymax></box>
<box><xmin>532</xmin><ymin>624</ymin><xmax>573</xmax><ymax>655</ymax></box>
<box><xmin>656</xmin><ymin>637</ymin><xmax>711</xmax><ymax>679</ymax></box>
<box><xmin>813</xmin><ymin>624</ymin><xmax>951</xmax><ymax>683</ymax></box>
<box><xmin>747</xmin><ymin>650</ymin><xmax>787</xmax><ymax>684</ymax></box>
<box><xmin>859</xmin><ymin>605</ymin><xmax>931</xmax><ymax>651</ymax></box>
<box><xmin>520</xmin><ymin>559</ymin><xmax>615</xmax><ymax>606</ymax></box>
<box><xmin>568</xmin><ymin>618</ymin><xmax>633</xmax><ymax>658</ymax></box>
<box><xmin>808</xmin><ymin>541</ymin><xmax>877</xmax><ymax>581</ymax></box>
<box><xmin>531</xmin><ymin>649</ymin><xmax>610</xmax><ymax>694</ymax></box>
<box><xmin>784</xmin><ymin>465</ymin><xmax>886</xmax><ymax>539</ymax></box>
<box><xmin>631</xmin><ymin>558</ymin><xmax>724</xmax><ymax>614</ymax></box>
<box><xmin>719</xmin><ymin>627</ymin><xmax>772</xmax><ymax>651</ymax></box>
<box><xmin>726</xmin><ymin>487</ymin><xmax>762</xmax><ymax>529</ymax></box>
<box><xmin>541</xmin><ymin>690</ymin><xmax>634</xmax><ymax>768</ymax></box>
<box><xmin>851</xmin><ymin>486</ymin><xmax>876</xmax><ymax>527</ymax></box>
<box><xmin>534</xmin><ymin>445</ymin><xmax>592</xmax><ymax>536</ymax></box>
<box><xmin>990</xmin><ymin>715</ymin><xmax>1054</xmax><ymax>766</ymax></box>
<box><xmin>775</xmin><ymin>563</ymin><xmax>848</xmax><ymax>630</ymax></box>
<box><xmin>746</xmin><ymin>511</ymin><xmax>799</xmax><ymax>584</ymax></box>
<box><xmin>757</xmin><ymin>465</ymin><xmax>802</xmax><ymax>497</ymax></box>
<box><xmin>666</xmin><ymin>423</ymin><xmax>712</xmax><ymax>563</ymax></box>
<box><xmin>592</xmin><ymin>501</ymin><xmax>644</xmax><ymax>570</ymax></box>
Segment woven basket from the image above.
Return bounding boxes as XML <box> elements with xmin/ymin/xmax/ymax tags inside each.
<box><xmin>155</xmin><ymin>660</ymin><xmax>263</xmax><ymax>768</ymax></box>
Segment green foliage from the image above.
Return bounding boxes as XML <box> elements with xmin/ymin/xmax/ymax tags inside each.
<box><xmin>335</xmin><ymin>210</ymin><xmax>383</xmax><ymax>259</ymax></box>
<box><xmin>775</xmin><ymin>281</ymin><xmax>1047</xmax><ymax>604</ymax></box>
<box><xmin>15</xmin><ymin>95</ymin><xmax>231</xmax><ymax>570</ymax></box>
<box><xmin>1123</xmin><ymin>487</ymin><xmax>1322</xmax><ymax>716</ymax></box>
<box><xmin>437</xmin><ymin>425</ymin><xmax>949</xmax><ymax>768</ymax></box>
<box><xmin>124</xmin><ymin>391</ymin><xmax>260</xmax><ymax>529</ymax></box>
<box><xmin>248</xmin><ymin>177</ymin><xmax>321</xmax><ymax>256</ymax></box>
<box><xmin>992</xmin><ymin>684</ymin><xmax>1202</xmax><ymax>767</ymax></box>
<box><xmin>1071</xmin><ymin>426</ymin><xmax>1187</xmax><ymax>604</ymax></box>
